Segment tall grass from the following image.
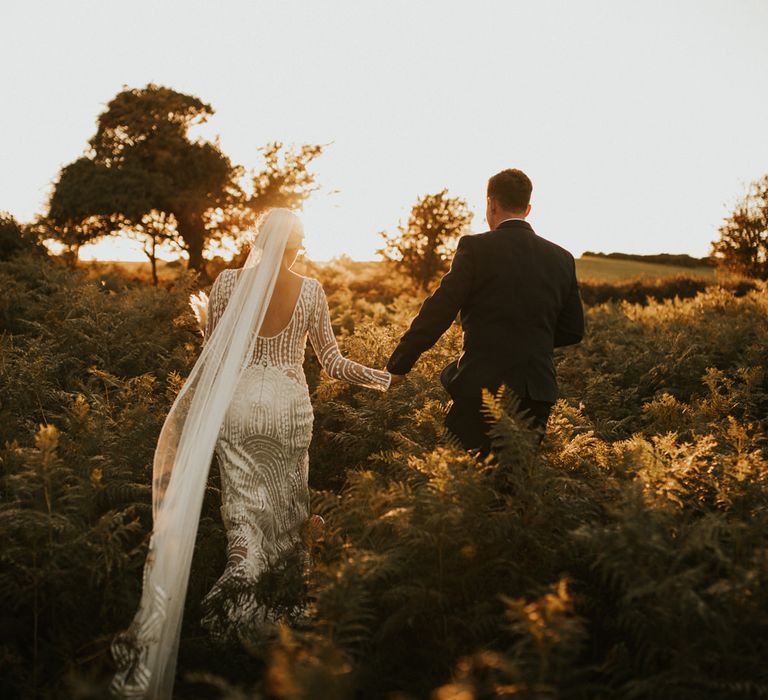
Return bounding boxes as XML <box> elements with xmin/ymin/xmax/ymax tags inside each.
<box><xmin>1</xmin><ymin>250</ymin><xmax>766</xmax><ymax>699</ymax></box>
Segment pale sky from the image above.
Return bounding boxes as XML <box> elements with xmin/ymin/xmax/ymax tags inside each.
<box><xmin>2</xmin><ymin>0</ymin><xmax>768</xmax><ymax>261</ymax></box>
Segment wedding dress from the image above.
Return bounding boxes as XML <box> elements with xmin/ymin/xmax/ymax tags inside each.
<box><xmin>110</xmin><ymin>209</ymin><xmax>389</xmax><ymax>699</ymax></box>
<box><xmin>198</xmin><ymin>269</ymin><xmax>390</xmax><ymax>639</ymax></box>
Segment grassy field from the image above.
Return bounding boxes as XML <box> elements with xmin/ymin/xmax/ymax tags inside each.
<box><xmin>85</xmin><ymin>255</ymin><xmax>718</xmax><ymax>284</ymax></box>
<box><xmin>575</xmin><ymin>255</ymin><xmax>715</xmax><ymax>281</ymax></box>
<box><xmin>89</xmin><ymin>259</ymin><xmax>182</xmax><ymax>274</ymax></box>
<box><xmin>82</xmin><ymin>258</ymin><xmax>183</xmax><ymax>282</ymax></box>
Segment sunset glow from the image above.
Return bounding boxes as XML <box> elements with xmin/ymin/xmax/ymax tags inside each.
<box><xmin>4</xmin><ymin>0</ymin><xmax>768</xmax><ymax>263</ymax></box>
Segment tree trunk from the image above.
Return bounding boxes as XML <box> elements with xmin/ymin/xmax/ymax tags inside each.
<box><xmin>187</xmin><ymin>244</ymin><xmax>204</xmax><ymax>272</ymax></box>
<box><xmin>177</xmin><ymin>213</ymin><xmax>206</xmax><ymax>272</ymax></box>
<box><xmin>150</xmin><ymin>256</ymin><xmax>158</xmax><ymax>287</ymax></box>
<box><xmin>63</xmin><ymin>243</ymin><xmax>80</xmax><ymax>267</ymax></box>
<box><xmin>144</xmin><ymin>237</ymin><xmax>159</xmax><ymax>287</ymax></box>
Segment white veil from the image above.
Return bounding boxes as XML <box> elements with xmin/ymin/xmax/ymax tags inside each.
<box><xmin>110</xmin><ymin>208</ymin><xmax>303</xmax><ymax>699</ymax></box>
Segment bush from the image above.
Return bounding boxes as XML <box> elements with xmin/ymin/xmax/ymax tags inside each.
<box><xmin>0</xmin><ymin>214</ymin><xmax>44</xmax><ymax>261</ymax></box>
<box><xmin>578</xmin><ymin>275</ymin><xmax>757</xmax><ymax>306</ymax></box>
<box><xmin>1</xmin><ymin>253</ymin><xmax>767</xmax><ymax>699</ymax></box>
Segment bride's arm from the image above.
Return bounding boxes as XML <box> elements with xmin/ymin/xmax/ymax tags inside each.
<box><xmin>308</xmin><ymin>281</ymin><xmax>391</xmax><ymax>391</ymax></box>
<box><xmin>201</xmin><ymin>272</ymin><xmax>228</xmax><ymax>344</ymax></box>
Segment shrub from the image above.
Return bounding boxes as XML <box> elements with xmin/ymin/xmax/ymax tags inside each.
<box><xmin>1</xmin><ymin>253</ymin><xmax>766</xmax><ymax>699</ymax></box>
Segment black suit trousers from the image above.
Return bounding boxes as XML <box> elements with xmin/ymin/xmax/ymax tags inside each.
<box><xmin>444</xmin><ymin>389</ymin><xmax>552</xmax><ymax>457</ymax></box>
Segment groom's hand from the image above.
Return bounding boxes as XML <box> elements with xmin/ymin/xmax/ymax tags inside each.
<box><xmin>389</xmin><ymin>373</ymin><xmax>407</xmax><ymax>387</ymax></box>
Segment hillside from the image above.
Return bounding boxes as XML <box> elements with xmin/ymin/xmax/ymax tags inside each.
<box><xmin>576</xmin><ymin>254</ymin><xmax>716</xmax><ymax>281</ymax></box>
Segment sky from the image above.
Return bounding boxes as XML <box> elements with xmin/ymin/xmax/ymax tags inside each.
<box><xmin>2</xmin><ymin>0</ymin><xmax>768</xmax><ymax>262</ymax></box>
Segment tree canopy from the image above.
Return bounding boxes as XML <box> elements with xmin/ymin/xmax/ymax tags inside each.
<box><xmin>47</xmin><ymin>84</ymin><xmax>323</xmax><ymax>275</ymax></box>
<box><xmin>711</xmin><ymin>174</ymin><xmax>768</xmax><ymax>280</ymax></box>
<box><xmin>379</xmin><ymin>189</ymin><xmax>473</xmax><ymax>288</ymax></box>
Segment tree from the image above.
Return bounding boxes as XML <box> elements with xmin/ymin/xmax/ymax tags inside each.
<box><xmin>379</xmin><ymin>189</ymin><xmax>473</xmax><ymax>288</ymax></box>
<box><xmin>38</xmin><ymin>156</ymin><xmax>117</xmax><ymax>264</ymax></box>
<box><xmin>47</xmin><ymin>84</ymin><xmax>234</xmax><ymax>271</ymax></box>
<box><xmin>122</xmin><ymin>211</ymin><xmax>183</xmax><ymax>286</ymax></box>
<box><xmin>711</xmin><ymin>174</ymin><xmax>768</xmax><ymax>280</ymax></box>
<box><xmin>247</xmin><ymin>141</ymin><xmax>324</xmax><ymax>214</ymax></box>
<box><xmin>0</xmin><ymin>213</ymin><xmax>43</xmax><ymax>261</ymax></box>
<box><xmin>46</xmin><ymin>84</ymin><xmax>323</xmax><ymax>274</ymax></box>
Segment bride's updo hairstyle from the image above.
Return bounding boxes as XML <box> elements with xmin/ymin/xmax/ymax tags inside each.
<box><xmin>254</xmin><ymin>208</ymin><xmax>304</xmax><ymax>257</ymax></box>
<box><xmin>286</xmin><ymin>215</ymin><xmax>304</xmax><ymax>253</ymax></box>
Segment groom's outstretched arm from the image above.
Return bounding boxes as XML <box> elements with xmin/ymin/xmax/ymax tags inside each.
<box><xmin>387</xmin><ymin>235</ymin><xmax>475</xmax><ymax>375</ymax></box>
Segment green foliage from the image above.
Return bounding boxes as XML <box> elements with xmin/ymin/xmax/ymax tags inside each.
<box><xmin>0</xmin><ymin>214</ymin><xmax>44</xmax><ymax>261</ymax></box>
<box><xmin>379</xmin><ymin>189</ymin><xmax>473</xmax><ymax>288</ymax></box>
<box><xmin>712</xmin><ymin>173</ymin><xmax>768</xmax><ymax>280</ymax></box>
<box><xmin>247</xmin><ymin>142</ymin><xmax>325</xmax><ymax>215</ymax></box>
<box><xmin>45</xmin><ymin>84</ymin><xmax>324</xmax><ymax>273</ymax></box>
<box><xmin>0</xmin><ymin>251</ymin><xmax>200</xmax><ymax>698</ymax></box>
<box><xmin>578</xmin><ymin>275</ymin><xmax>756</xmax><ymax>306</ymax></box>
<box><xmin>47</xmin><ymin>84</ymin><xmax>235</xmax><ymax>270</ymax></box>
<box><xmin>1</xmin><ymin>250</ymin><xmax>767</xmax><ymax>699</ymax></box>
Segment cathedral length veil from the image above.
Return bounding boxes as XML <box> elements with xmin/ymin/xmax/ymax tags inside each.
<box><xmin>110</xmin><ymin>208</ymin><xmax>302</xmax><ymax>699</ymax></box>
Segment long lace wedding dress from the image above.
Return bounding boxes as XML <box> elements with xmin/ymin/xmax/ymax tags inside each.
<box><xmin>110</xmin><ymin>210</ymin><xmax>386</xmax><ymax>699</ymax></box>
<box><xmin>197</xmin><ymin>269</ymin><xmax>390</xmax><ymax>640</ymax></box>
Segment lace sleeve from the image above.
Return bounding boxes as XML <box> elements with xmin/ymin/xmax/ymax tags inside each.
<box><xmin>308</xmin><ymin>280</ymin><xmax>391</xmax><ymax>391</ymax></box>
<box><xmin>203</xmin><ymin>271</ymin><xmax>230</xmax><ymax>344</ymax></box>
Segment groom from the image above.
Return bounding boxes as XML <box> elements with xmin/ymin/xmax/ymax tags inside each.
<box><xmin>386</xmin><ymin>168</ymin><xmax>584</xmax><ymax>455</ymax></box>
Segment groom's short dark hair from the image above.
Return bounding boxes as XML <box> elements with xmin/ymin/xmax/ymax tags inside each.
<box><xmin>487</xmin><ymin>169</ymin><xmax>532</xmax><ymax>211</ymax></box>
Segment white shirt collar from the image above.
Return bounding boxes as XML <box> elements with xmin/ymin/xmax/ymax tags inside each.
<box><xmin>498</xmin><ymin>217</ymin><xmax>527</xmax><ymax>226</ymax></box>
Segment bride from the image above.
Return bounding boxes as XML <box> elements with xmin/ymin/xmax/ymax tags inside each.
<box><xmin>110</xmin><ymin>209</ymin><xmax>394</xmax><ymax>699</ymax></box>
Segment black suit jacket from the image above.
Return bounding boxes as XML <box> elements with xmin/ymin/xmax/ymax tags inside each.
<box><xmin>386</xmin><ymin>219</ymin><xmax>584</xmax><ymax>404</ymax></box>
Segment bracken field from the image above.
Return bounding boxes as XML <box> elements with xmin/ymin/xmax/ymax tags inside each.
<box><xmin>1</xmin><ymin>239</ymin><xmax>767</xmax><ymax>700</ymax></box>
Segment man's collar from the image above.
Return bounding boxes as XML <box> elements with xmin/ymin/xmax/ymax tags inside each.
<box><xmin>496</xmin><ymin>218</ymin><xmax>532</xmax><ymax>231</ymax></box>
